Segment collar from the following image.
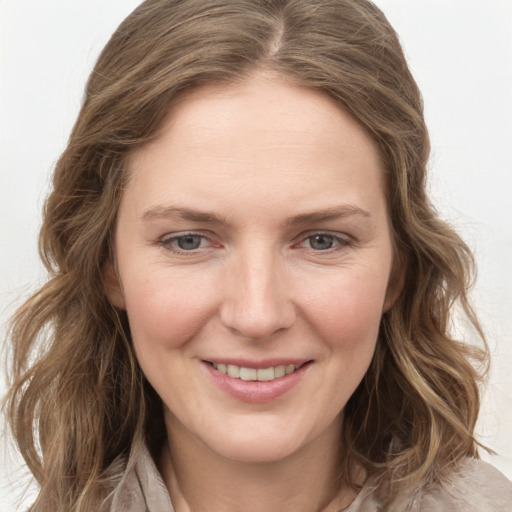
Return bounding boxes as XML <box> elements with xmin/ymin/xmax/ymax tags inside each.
<box><xmin>111</xmin><ymin>443</ymin><xmax>174</xmax><ymax>512</ymax></box>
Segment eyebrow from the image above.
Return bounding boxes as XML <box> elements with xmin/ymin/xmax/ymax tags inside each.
<box><xmin>285</xmin><ymin>205</ymin><xmax>371</xmax><ymax>226</ymax></box>
<box><xmin>141</xmin><ymin>206</ymin><xmax>228</xmax><ymax>224</ymax></box>
<box><xmin>141</xmin><ymin>204</ymin><xmax>371</xmax><ymax>226</ymax></box>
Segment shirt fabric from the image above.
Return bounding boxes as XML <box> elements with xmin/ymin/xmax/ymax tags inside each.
<box><xmin>110</xmin><ymin>443</ymin><xmax>512</xmax><ymax>511</ymax></box>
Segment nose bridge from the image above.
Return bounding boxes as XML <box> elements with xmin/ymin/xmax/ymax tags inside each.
<box><xmin>220</xmin><ymin>242</ymin><xmax>294</xmax><ymax>339</ymax></box>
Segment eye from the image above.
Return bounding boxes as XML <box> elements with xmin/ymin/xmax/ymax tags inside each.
<box><xmin>159</xmin><ymin>232</ymin><xmax>213</xmax><ymax>253</ymax></box>
<box><xmin>175</xmin><ymin>234</ymin><xmax>205</xmax><ymax>250</ymax></box>
<box><xmin>298</xmin><ymin>232</ymin><xmax>351</xmax><ymax>252</ymax></box>
<box><xmin>308</xmin><ymin>234</ymin><xmax>336</xmax><ymax>250</ymax></box>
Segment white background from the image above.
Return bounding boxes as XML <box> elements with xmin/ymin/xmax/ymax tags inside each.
<box><xmin>1</xmin><ymin>1</ymin><xmax>511</xmax><ymax>509</ymax></box>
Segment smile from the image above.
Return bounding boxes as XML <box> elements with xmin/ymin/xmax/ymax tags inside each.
<box><xmin>204</xmin><ymin>359</ymin><xmax>311</xmax><ymax>403</ymax></box>
<box><xmin>209</xmin><ymin>362</ymin><xmax>300</xmax><ymax>382</ymax></box>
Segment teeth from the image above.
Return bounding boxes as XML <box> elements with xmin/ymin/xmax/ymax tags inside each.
<box><xmin>285</xmin><ymin>364</ymin><xmax>295</xmax><ymax>375</ymax></box>
<box><xmin>240</xmin><ymin>367</ymin><xmax>257</xmax><ymax>381</ymax></box>
<box><xmin>227</xmin><ymin>364</ymin><xmax>240</xmax><ymax>378</ymax></box>
<box><xmin>211</xmin><ymin>362</ymin><xmax>300</xmax><ymax>381</ymax></box>
<box><xmin>257</xmin><ymin>367</ymin><xmax>275</xmax><ymax>381</ymax></box>
<box><xmin>274</xmin><ymin>365</ymin><xmax>286</xmax><ymax>378</ymax></box>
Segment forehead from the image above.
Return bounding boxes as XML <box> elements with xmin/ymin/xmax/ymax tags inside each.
<box><xmin>124</xmin><ymin>73</ymin><xmax>386</xmax><ymax>220</ymax></box>
<box><xmin>149</xmin><ymin>73</ymin><xmax>379</xmax><ymax>158</ymax></box>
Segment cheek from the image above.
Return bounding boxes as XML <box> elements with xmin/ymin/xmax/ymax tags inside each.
<box><xmin>121</xmin><ymin>265</ymin><xmax>219</xmax><ymax>350</ymax></box>
<box><xmin>299</xmin><ymin>266</ymin><xmax>389</xmax><ymax>352</ymax></box>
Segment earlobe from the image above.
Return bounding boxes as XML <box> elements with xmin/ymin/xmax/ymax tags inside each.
<box><xmin>103</xmin><ymin>260</ymin><xmax>126</xmax><ymax>309</ymax></box>
<box><xmin>383</xmin><ymin>254</ymin><xmax>407</xmax><ymax>312</ymax></box>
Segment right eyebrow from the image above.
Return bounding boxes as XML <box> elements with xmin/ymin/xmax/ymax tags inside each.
<box><xmin>141</xmin><ymin>205</ymin><xmax>229</xmax><ymax>225</ymax></box>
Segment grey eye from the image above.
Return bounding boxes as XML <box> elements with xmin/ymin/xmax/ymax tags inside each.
<box><xmin>308</xmin><ymin>234</ymin><xmax>335</xmax><ymax>250</ymax></box>
<box><xmin>177</xmin><ymin>235</ymin><xmax>204</xmax><ymax>250</ymax></box>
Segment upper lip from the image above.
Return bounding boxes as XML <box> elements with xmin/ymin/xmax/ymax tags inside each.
<box><xmin>203</xmin><ymin>358</ymin><xmax>311</xmax><ymax>369</ymax></box>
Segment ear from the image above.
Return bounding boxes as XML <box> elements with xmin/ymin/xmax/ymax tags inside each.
<box><xmin>383</xmin><ymin>253</ymin><xmax>406</xmax><ymax>312</ymax></box>
<box><xmin>103</xmin><ymin>260</ymin><xmax>126</xmax><ymax>309</ymax></box>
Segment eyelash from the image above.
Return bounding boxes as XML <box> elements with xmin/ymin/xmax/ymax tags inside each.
<box><xmin>159</xmin><ymin>232</ymin><xmax>215</xmax><ymax>255</ymax></box>
<box><xmin>296</xmin><ymin>232</ymin><xmax>352</xmax><ymax>252</ymax></box>
<box><xmin>158</xmin><ymin>231</ymin><xmax>352</xmax><ymax>255</ymax></box>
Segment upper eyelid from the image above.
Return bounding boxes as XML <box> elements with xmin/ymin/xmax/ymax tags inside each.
<box><xmin>160</xmin><ymin>230</ymin><xmax>213</xmax><ymax>241</ymax></box>
<box><xmin>158</xmin><ymin>232</ymin><xmax>215</xmax><ymax>251</ymax></box>
<box><xmin>296</xmin><ymin>230</ymin><xmax>352</xmax><ymax>242</ymax></box>
<box><xmin>167</xmin><ymin>232</ymin><xmax>209</xmax><ymax>240</ymax></box>
<box><xmin>303</xmin><ymin>230</ymin><xmax>349</xmax><ymax>238</ymax></box>
<box><xmin>158</xmin><ymin>229</ymin><xmax>352</xmax><ymax>240</ymax></box>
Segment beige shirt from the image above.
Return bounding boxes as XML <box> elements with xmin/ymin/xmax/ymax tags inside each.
<box><xmin>110</xmin><ymin>444</ymin><xmax>512</xmax><ymax>511</ymax></box>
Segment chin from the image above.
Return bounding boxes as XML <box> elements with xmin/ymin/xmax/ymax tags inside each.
<box><xmin>212</xmin><ymin>435</ymin><xmax>305</xmax><ymax>464</ymax></box>
<box><xmin>198</xmin><ymin>417</ymin><xmax>324</xmax><ymax>465</ymax></box>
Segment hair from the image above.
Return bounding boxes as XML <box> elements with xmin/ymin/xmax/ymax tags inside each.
<box><xmin>4</xmin><ymin>1</ymin><xmax>488</xmax><ymax>510</ymax></box>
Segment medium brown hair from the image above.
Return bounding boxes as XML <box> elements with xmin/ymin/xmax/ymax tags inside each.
<box><xmin>4</xmin><ymin>1</ymin><xmax>487</xmax><ymax>510</ymax></box>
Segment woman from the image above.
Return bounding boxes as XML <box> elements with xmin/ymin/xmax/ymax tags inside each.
<box><xmin>4</xmin><ymin>0</ymin><xmax>512</xmax><ymax>511</ymax></box>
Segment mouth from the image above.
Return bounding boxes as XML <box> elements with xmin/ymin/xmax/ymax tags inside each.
<box><xmin>204</xmin><ymin>359</ymin><xmax>312</xmax><ymax>403</ymax></box>
<box><xmin>206</xmin><ymin>361</ymin><xmax>310</xmax><ymax>382</ymax></box>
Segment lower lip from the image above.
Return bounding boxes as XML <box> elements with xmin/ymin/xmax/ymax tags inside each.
<box><xmin>204</xmin><ymin>362</ymin><xmax>311</xmax><ymax>403</ymax></box>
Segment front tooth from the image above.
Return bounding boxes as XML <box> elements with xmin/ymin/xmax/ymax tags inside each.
<box><xmin>274</xmin><ymin>365</ymin><xmax>286</xmax><ymax>378</ymax></box>
<box><xmin>285</xmin><ymin>364</ymin><xmax>296</xmax><ymax>375</ymax></box>
<box><xmin>227</xmin><ymin>364</ymin><xmax>240</xmax><ymax>378</ymax></box>
<box><xmin>217</xmin><ymin>363</ymin><xmax>227</xmax><ymax>375</ymax></box>
<box><xmin>240</xmin><ymin>367</ymin><xmax>257</xmax><ymax>381</ymax></box>
<box><xmin>257</xmin><ymin>367</ymin><xmax>275</xmax><ymax>381</ymax></box>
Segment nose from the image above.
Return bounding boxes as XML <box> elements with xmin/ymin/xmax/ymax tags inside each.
<box><xmin>219</xmin><ymin>248</ymin><xmax>296</xmax><ymax>340</ymax></box>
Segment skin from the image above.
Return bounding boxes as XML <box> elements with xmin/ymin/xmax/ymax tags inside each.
<box><xmin>107</xmin><ymin>72</ymin><xmax>402</xmax><ymax>512</ymax></box>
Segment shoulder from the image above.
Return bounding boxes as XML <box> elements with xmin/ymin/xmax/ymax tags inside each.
<box><xmin>415</xmin><ymin>458</ymin><xmax>512</xmax><ymax>512</ymax></box>
<box><xmin>336</xmin><ymin>458</ymin><xmax>512</xmax><ymax>512</ymax></box>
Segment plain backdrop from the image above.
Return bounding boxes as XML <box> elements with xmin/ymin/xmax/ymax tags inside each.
<box><xmin>1</xmin><ymin>0</ymin><xmax>511</xmax><ymax>509</ymax></box>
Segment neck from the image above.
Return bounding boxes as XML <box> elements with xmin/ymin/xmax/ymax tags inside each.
<box><xmin>159</xmin><ymin>413</ymin><xmax>357</xmax><ymax>512</ymax></box>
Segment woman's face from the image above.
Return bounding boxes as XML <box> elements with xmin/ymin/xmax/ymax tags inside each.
<box><xmin>109</xmin><ymin>73</ymin><xmax>400</xmax><ymax>463</ymax></box>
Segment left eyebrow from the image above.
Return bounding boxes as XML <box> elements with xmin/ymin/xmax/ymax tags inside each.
<box><xmin>285</xmin><ymin>205</ymin><xmax>371</xmax><ymax>226</ymax></box>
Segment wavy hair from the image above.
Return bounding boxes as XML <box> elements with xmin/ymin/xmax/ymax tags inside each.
<box><xmin>4</xmin><ymin>0</ymin><xmax>488</xmax><ymax>510</ymax></box>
